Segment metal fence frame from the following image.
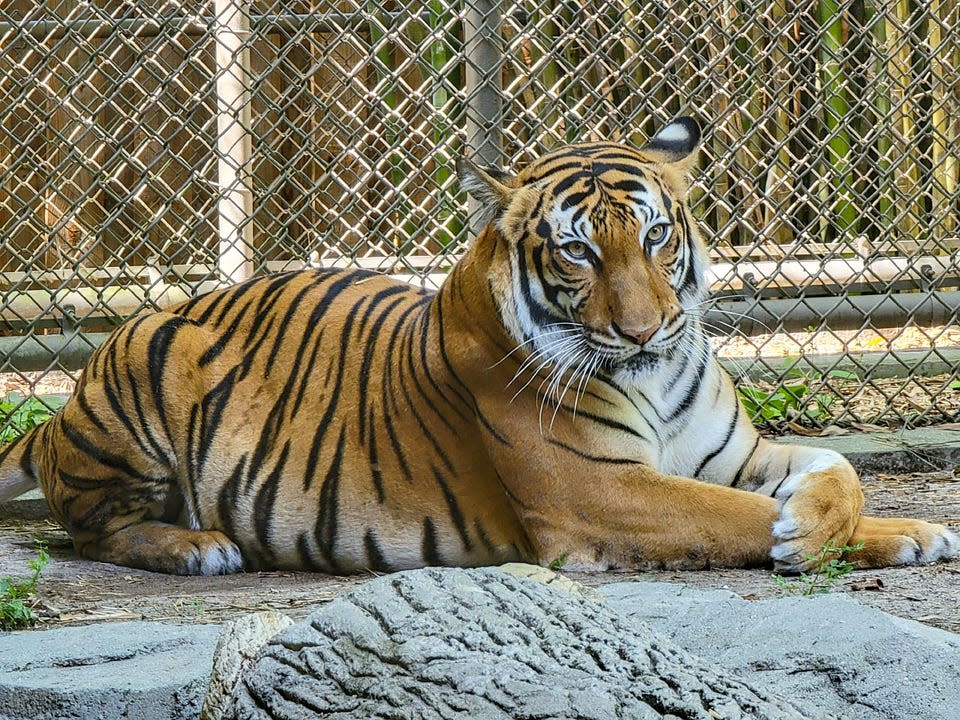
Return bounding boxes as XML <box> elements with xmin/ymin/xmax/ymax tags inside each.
<box><xmin>1</xmin><ymin>0</ymin><xmax>959</xmax><ymax>432</ymax></box>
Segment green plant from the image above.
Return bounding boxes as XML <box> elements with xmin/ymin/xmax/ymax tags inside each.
<box><xmin>548</xmin><ymin>554</ymin><xmax>567</xmax><ymax>571</ymax></box>
<box><xmin>0</xmin><ymin>540</ymin><xmax>50</xmax><ymax>630</ymax></box>
<box><xmin>773</xmin><ymin>540</ymin><xmax>864</xmax><ymax>596</ymax></box>
<box><xmin>0</xmin><ymin>394</ymin><xmax>64</xmax><ymax>444</ymax></box>
<box><xmin>738</xmin><ymin>369</ymin><xmax>858</xmax><ymax>425</ymax></box>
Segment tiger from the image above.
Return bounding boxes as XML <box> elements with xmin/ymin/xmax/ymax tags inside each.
<box><xmin>1</xmin><ymin>117</ymin><xmax>957</xmax><ymax>576</ymax></box>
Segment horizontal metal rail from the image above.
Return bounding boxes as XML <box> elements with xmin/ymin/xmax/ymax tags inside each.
<box><xmin>707</xmin><ymin>291</ymin><xmax>960</xmax><ymax>335</ymax></box>
<box><xmin>2</xmin><ymin>256</ymin><xmax>956</xmax><ymax>328</ymax></box>
<box><xmin>0</xmin><ymin>12</ymin><xmax>412</xmax><ymax>40</ymax></box>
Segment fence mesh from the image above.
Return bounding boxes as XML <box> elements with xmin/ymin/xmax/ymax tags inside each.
<box><xmin>1</xmin><ymin>0</ymin><xmax>959</xmax><ymax>435</ymax></box>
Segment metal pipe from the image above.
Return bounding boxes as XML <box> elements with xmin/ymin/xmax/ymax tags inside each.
<box><xmin>707</xmin><ymin>255</ymin><xmax>959</xmax><ymax>297</ymax></box>
<box><xmin>0</xmin><ymin>13</ymin><xmax>407</xmax><ymax>40</ymax></box>
<box><xmin>719</xmin><ymin>348</ymin><xmax>960</xmax><ymax>383</ymax></box>
<box><xmin>463</xmin><ymin>0</ymin><xmax>503</xmax><ymax>235</ymax></box>
<box><xmin>0</xmin><ymin>333</ymin><xmax>113</xmax><ymax>373</ymax></box>
<box><xmin>213</xmin><ymin>0</ymin><xmax>256</xmax><ymax>283</ymax></box>
<box><xmin>705</xmin><ymin>291</ymin><xmax>960</xmax><ymax>335</ymax></box>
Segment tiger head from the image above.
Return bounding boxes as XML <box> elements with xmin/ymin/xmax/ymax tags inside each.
<box><xmin>459</xmin><ymin>117</ymin><xmax>709</xmax><ymax>385</ymax></box>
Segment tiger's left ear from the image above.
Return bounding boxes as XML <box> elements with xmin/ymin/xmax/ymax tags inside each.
<box><xmin>640</xmin><ymin>116</ymin><xmax>701</xmax><ymax>172</ymax></box>
<box><xmin>457</xmin><ymin>157</ymin><xmax>518</xmax><ymax>228</ymax></box>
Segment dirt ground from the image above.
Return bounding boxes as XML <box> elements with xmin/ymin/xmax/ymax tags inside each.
<box><xmin>2</xmin><ymin>467</ymin><xmax>959</xmax><ymax>635</ymax></box>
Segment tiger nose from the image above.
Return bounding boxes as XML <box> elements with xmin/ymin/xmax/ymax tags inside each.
<box><xmin>613</xmin><ymin>321</ymin><xmax>659</xmax><ymax>345</ymax></box>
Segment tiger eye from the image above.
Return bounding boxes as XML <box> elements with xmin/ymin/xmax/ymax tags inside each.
<box><xmin>647</xmin><ymin>225</ymin><xmax>666</xmax><ymax>242</ymax></box>
<box><xmin>562</xmin><ymin>241</ymin><xmax>588</xmax><ymax>259</ymax></box>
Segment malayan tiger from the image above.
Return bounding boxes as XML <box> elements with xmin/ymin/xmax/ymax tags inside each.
<box><xmin>0</xmin><ymin>117</ymin><xmax>956</xmax><ymax>576</ymax></box>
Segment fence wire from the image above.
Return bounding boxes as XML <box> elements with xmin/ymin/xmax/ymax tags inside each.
<box><xmin>1</xmin><ymin>0</ymin><xmax>959</xmax><ymax>434</ymax></box>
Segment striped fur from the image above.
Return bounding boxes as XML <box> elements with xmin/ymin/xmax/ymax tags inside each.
<box><xmin>0</xmin><ymin>117</ymin><xmax>956</xmax><ymax>575</ymax></box>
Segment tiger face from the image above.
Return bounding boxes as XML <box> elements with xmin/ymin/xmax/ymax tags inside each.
<box><xmin>460</xmin><ymin>119</ymin><xmax>708</xmax><ymax>387</ymax></box>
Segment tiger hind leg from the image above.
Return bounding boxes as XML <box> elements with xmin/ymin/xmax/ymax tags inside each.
<box><xmin>73</xmin><ymin>522</ymin><xmax>244</xmax><ymax>575</ymax></box>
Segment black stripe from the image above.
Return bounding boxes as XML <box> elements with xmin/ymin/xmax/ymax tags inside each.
<box><xmin>315</xmin><ymin>426</ymin><xmax>347</xmax><ymax>571</ymax></box>
<box><xmin>198</xmin><ymin>366</ymin><xmax>241</xmax><ymax>476</ymax></box>
<box><xmin>186</xmin><ymin>402</ymin><xmax>202</xmax><ymax>495</ymax></box>
<box><xmin>527</xmin><ymin>161</ymin><xmax>590</xmax><ymax>184</ymax></box>
<box><xmin>694</xmin><ymin>400</ymin><xmax>741</xmax><ymax>478</ymax></box>
<box><xmin>302</xmin><ymin>297</ymin><xmax>366</xmax><ymax>491</ymax></box>
<box><xmin>556</xmin><ymin>405</ymin><xmax>650</xmax><ymax>442</ymax></box>
<box><xmin>76</xmin><ymin>392</ymin><xmax>108</xmax><ymax>433</ymax></box>
<box><xmin>417</xmin><ymin>300</ymin><xmax>471</xmax><ymax>425</ymax></box>
<box><xmin>198</xmin><ymin>309</ymin><xmax>247</xmax><ymax>367</ymax></box>
<box><xmin>666</xmin><ymin>354</ymin><xmax>707</xmax><ymax>424</ymax></box>
<box><xmin>433</xmin><ymin>285</ymin><xmax>483</xmax><ymax>411</ymax></box>
<box><xmin>394</xmin><ymin>333</ymin><xmax>457</xmax><ymax>475</ymax></box>
<box><xmin>545</xmin><ymin>437</ymin><xmax>643</xmax><ymax>465</ymax></box>
<box><xmin>732</xmin><ymin>435</ymin><xmax>761</xmax><ymax>488</ymax></box>
<box><xmin>253</xmin><ymin>441</ymin><xmax>289</xmax><ymax>566</ymax></box>
<box><xmin>364</xmin><ymin>529</ymin><xmax>391</xmax><ymax>572</ymax></box>
<box><xmin>769</xmin><ymin>459</ymin><xmax>794</xmax><ymax>498</ymax></box>
<box><xmin>217</xmin><ymin>455</ymin><xmax>247</xmax><ymax>543</ymax></box>
<box><xmin>474</xmin><ymin>520</ymin><xmax>497</xmax><ymax>556</ymax></box>
<box><xmin>366</xmin><ymin>407</ymin><xmax>385</xmax><ymax>503</ymax></box>
<box><xmin>357</xmin><ymin>289</ymin><xmax>413</xmax><ymax>443</ymax></box>
<box><xmin>609</xmin><ymin>178</ymin><xmax>648</xmax><ymax>194</ymax></box>
<box><xmin>474</xmin><ymin>406</ymin><xmax>511</xmax><ymax>446</ymax></box>
<box><xmin>123</xmin><ymin>363</ymin><xmax>170</xmax><ymax>464</ymax></box>
<box><xmin>59</xmin><ymin>416</ymin><xmax>150</xmax><ymax>480</ymax></box>
<box><xmin>421</xmin><ymin>517</ymin><xmax>441</xmax><ymax>565</ymax></box>
<box><xmin>296</xmin><ymin>532</ymin><xmax>312</xmax><ymax>568</ymax></box>
<box><xmin>263</xmin><ymin>273</ymin><xmax>338</xmax><ymax>377</ymax></box>
<box><xmin>147</xmin><ymin>316</ymin><xmax>193</xmax><ymax>452</ymax></box>
<box><xmin>402</xmin><ymin>313</ymin><xmax>461</xmax><ymax>440</ymax></box>
<box><xmin>433</xmin><ymin>466</ymin><xmax>472</xmax><ymax>552</ymax></box>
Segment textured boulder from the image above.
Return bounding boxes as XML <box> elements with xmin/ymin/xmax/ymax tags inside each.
<box><xmin>227</xmin><ymin>567</ymin><xmax>811</xmax><ymax>719</ymax></box>
<box><xmin>202</xmin><ymin>610</ymin><xmax>295</xmax><ymax>720</ymax></box>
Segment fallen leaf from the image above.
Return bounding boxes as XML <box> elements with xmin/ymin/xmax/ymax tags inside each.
<box><xmin>849</xmin><ymin>578</ymin><xmax>884</xmax><ymax>592</ymax></box>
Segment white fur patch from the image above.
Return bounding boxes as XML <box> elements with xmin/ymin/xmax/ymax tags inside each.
<box><xmin>654</xmin><ymin>122</ymin><xmax>691</xmax><ymax>144</ymax></box>
<box><xmin>921</xmin><ymin>527</ymin><xmax>960</xmax><ymax>563</ymax></box>
<box><xmin>199</xmin><ymin>540</ymin><xmax>244</xmax><ymax>575</ymax></box>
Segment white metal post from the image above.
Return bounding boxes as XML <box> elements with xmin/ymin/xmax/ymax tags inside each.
<box><xmin>213</xmin><ymin>0</ymin><xmax>255</xmax><ymax>284</ymax></box>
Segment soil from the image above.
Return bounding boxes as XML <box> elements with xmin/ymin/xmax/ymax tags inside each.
<box><xmin>2</xmin><ymin>467</ymin><xmax>959</xmax><ymax>634</ymax></box>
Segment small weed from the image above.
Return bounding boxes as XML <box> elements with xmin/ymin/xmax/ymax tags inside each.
<box><xmin>773</xmin><ymin>540</ymin><xmax>864</xmax><ymax>596</ymax></box>
<box><xmin>0</xmin><ymin>394</ymin><xmax>65</xmax><ymax>444</ymax></box>
<box><xmin>0</xmin><ymin>540</ymin><xmax>50</xmax><ymax>630</ymax></box>
<box><xmin>738</xmin><ymin>369</ymin><xmax>858</xmax><ymax>425</ymax></box>
<box><xmin>548</xmin><ymin>555</ymin><xmax>567</xmax><ymax>571</ymax></box>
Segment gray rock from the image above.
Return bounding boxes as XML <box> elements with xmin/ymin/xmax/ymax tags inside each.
<box><xmin>227</xmin><ymin>567</ymin><xmax>810</xmax><ymax>720</ymax></box>
<box><xmin>601</xmin><ymin>581</ymin><xmax>960</xmax><ymax>720</ymax></box>
<box><xmin>0</xmin><ymin>621</ymin><xmax>220</xmax><ymax>720</ymax></box>
<box><xmin>202</xmin><ymin>611</ymin><xmax>295</xmax><ymax>720</ymax></box>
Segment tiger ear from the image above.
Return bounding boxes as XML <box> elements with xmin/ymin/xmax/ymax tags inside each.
<box><xmin>457</xmin><ymin>157</ymin><xmax>517</xmax><ymax>228</ymax></box>
<box><xmin>640</xmin><ymin>116</ymin><xmax>701</xmax><ymax>171</ymax></box>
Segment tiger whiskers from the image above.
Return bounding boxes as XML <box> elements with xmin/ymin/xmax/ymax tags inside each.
<box><xmin>507</xmin><ymin>326</ymin><xmax>585</xmax><ymax>402</ymax></box>
<box><xmin>538</xmin><ymin>342</ymin><xmax>588</xmax><ymax>432</ymax></box>
<box><xmin>491</xmin><ymin>323</ymin><xmax>583</xmax><ymax>370</ymax></box>
<box><xmin>547</xmin><ymin>344</ymin><xmax>604</xmax><ymax>430</ymax></box>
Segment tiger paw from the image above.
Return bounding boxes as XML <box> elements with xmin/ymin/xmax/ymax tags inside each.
<box><xmin>768</xmin><ymin>471</ymin><xmax>862</xmax><ymax>573</ymax></box>
<box><xmin>177</xmin><ymin>530</ymin><xmax>245</xmax><ymax>575</ymax></box>
<box><xmin>846</xmin><ymin>516</ymin><xmax>960</xmax><ymax>568</ymax></box>
<box><xmin>81</xmin><ymin>524</ymin><xmax>245</xmax><ymax>575</ymax></box>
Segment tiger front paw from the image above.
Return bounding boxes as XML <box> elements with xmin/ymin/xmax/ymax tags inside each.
<box><xmin>767</xmin><ymin>471</ymin><xmax>862</xmax><ymax>573</ymax></box>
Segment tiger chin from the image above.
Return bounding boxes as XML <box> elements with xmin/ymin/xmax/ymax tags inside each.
<box><xmin>1</xmin><ymin>117</ymin><xmax>957</xmax><ymax>576</ymax></box>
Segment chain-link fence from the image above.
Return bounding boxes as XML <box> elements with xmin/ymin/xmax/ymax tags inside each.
<box><xmin>1</xmin><ymin>0</ymin><xmax>959</xmax><ymax>434</ymax></box>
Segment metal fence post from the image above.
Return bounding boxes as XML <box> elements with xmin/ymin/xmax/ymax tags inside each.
<box><xmin>462</xmin><ymin>0</ymin><xmax>503</xmax><ymax>234</ymax></box>
<box><xmin>213</xmin><ymin>0</ymin><xmax>255</xmax><ymax>283</ymax></box>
